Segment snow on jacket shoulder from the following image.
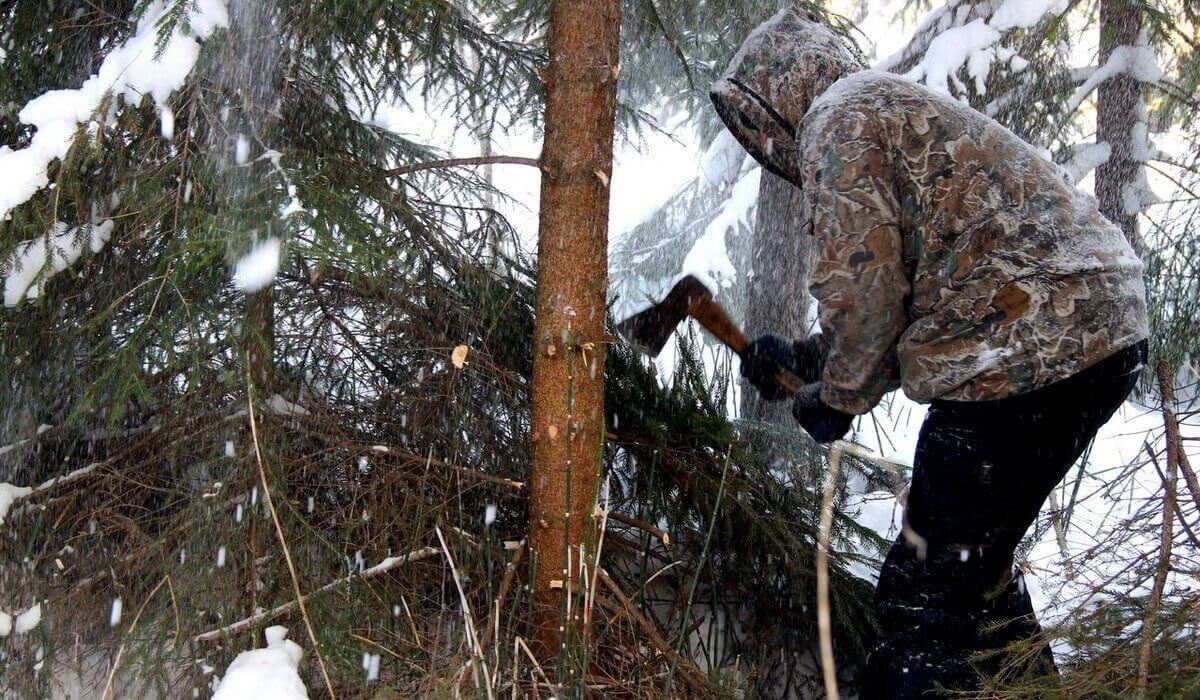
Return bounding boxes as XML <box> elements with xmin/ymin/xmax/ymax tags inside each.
<box><xmin>711</xmin><ymin>11</ymin><xmax>1148</xmax><ymax>414</ymax></box>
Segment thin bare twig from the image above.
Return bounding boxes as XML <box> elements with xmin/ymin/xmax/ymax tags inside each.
<box><xmin>1145</xmin><ymin>441</ymin><xmax>1200</xmax><ymax>550</ymax></box>
<box><xmin>479</xmin><ymin>541</ymin><xmax>526</xmax><ymax>683</ymax></box>
<box><xmin>596</xmin><ymin>569</ymin><xmax>708</xmax><ymax>694</ymax></box>
<box><xmin>194</xmin><ymin>545</ymin><xmax>441</xmax><ymax>643</ymax></box>
<box><xmin>387</xmin><ymin>156</ymin><xmax>539</xmax><ymax>177</ymax></box>
<box><xmin>602</xmin><ymin>510</ymin><xmax>670</xmax><ymax>547</ymax></box>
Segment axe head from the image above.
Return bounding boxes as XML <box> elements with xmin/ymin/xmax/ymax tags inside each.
<box><xmin>616</xmin><ymin>275</ymin><xmax>713</xmax><ymax>357</ymax></box>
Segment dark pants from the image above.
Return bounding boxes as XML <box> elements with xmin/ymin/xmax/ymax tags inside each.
<box><xmin>862</xmin><ymin>341</ymin><xmax>1146</xmax><ymax>698</ymax></box>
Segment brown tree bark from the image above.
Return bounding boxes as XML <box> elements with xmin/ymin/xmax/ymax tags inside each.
<box><xmin>741</xmin><ymin>171</ymin><xmax>819</xmax><ymax>423</ymax></box>
<box><xmin>244</xmin><ymin>288</ymin><xmax>274</xmax><ymax>389</ymax></box>
<box><xmin>528</xmin><ymin>0</ymin><xmax>621</xmax><ymax>660</ymax></box>
<box><xmin>1096</xmin><ymin>0</ymin><xmax>1142</xmax><ymax>249</ymax></box>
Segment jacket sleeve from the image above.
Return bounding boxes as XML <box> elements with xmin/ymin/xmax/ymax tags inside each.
<box><xmin>803</xmin><ymin>109</ymin><xmax>909</xmax><ymax>415</ymax></box>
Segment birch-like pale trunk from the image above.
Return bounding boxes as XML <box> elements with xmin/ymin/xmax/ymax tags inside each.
<box><xmin>742</xmin><ymin>171</ymin><xmax>818</xmax><ymax>423</ymax></box>
<box><xmin>1096</xmin><ymin>0</ymin><xmax>1143</xmax><ymax>249</ymax></box>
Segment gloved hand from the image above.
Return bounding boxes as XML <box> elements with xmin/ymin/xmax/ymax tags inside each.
<box><xmin>740</xmin><ymin>334</ymin><xmax>827</xmax><ymax>401</ymax></box>
<box><xmin>792</xmin><ymin>382</ymin><xmax>853</xmax><ymax>443</ymax></box>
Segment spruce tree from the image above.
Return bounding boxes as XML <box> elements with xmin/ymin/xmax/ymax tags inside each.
<box><xmin>0</xmin><ymin>1</ymin><xmax>883</xmax><ymax>696</ymax></box>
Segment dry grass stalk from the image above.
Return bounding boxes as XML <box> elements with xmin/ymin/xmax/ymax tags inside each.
<box><xmin>584</xmin><ymin>475</ymin><xmax>612</xmax><ymax>638</ymax></box>
<box><xmin>514</xmin><ymin>635</ymin><xmax>557</xmax><ymax>695</ymax></box>
<box><xmin>100</xmin><ymin>574</ymin><xmax>172</xmax><ymax>700</ymax></box>
<box><xmin>436</xmin><ymin>526</ymin><xmax>494</xmax><ymax>700</ymax></box>
<box><xmin>817</xmin><ymin>442</ymin><xmax>845</xmax><ymax>700</ymax></box>
<box><xmin>247</xmin><ymin>386</ymin><xmax>337</xmax><ymax>699</ymax></box>
<box><xmin>478</xmin><ymin>541</ymin><xmax>526</xmax><ymax>665</ymax></box>
<box><xmin>596</xmin><ymin>568</ymin><xmax>709</xmax><ymax>695</ymax></box>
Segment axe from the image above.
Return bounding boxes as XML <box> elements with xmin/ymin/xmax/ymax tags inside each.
<box><xmin>615</xmin><ymin>274</ymin><xmax>804</xmax><ymax>395</ymax></box>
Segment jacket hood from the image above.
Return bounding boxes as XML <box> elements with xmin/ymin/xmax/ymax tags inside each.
<box><xmin>710</xmin><ymin>9</ymin><xmax>859</xmax><ymax>184</ymax></box>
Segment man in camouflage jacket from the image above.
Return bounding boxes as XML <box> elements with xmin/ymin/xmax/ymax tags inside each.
<box><xmin>716</xmin><ymin>9</ymin><xmax>1149</xmax><ymax>697</ymax></box>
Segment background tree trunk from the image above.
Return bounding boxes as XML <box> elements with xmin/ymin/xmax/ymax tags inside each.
<box><xmin>528</xmin><ymin>0</ymin><xmax>621</xmax><ymax>660</ymax></box>
<box><xmin>1096</xmin><ymin>0</ymin><xmax>1142</xmax><ymax>248</ymax></box>
<box><xmin>244</xmin><ymin>288</ymin><xmax>274</xmax><ymax>390</ymax></box>
<box><xmin>741</xmin><ymin>171</ymin><xmax>819</xmax><ymax>423</ymax></box>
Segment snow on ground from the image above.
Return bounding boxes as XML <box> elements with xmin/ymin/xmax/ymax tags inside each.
<box><xmin>212</xmin><ymin>626</ymin><xmax>308</xmax><ymax>699</ymax></box>
<box><xmin>841</xmin><ymin>389</ymin><xmax>1200</xmax><ymax>664</ymax></box>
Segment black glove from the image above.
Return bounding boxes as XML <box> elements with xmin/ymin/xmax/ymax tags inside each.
<box><xmin>741</xmin><ymin>333</ymin><xmax>827</xmax><ymax>401</ymax></box>
<box><xmin>792</xmin><ymin>382</ymin><xmax>853</xmax><ymax>443</ymax></box>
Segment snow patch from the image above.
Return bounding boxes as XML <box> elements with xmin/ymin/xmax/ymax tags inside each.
<box><xmin>266</xmin><ymin>394</ymin><xmax>309</xmax><ymax>417</ymax></box>
<box><xmin>235</xmin><ymin>134</ymin><xmax>252</xmax><ymax>165</ymax></box>
<box><xmin>905</xmin><ymin>20</ymin><xmax>1001</xmax><ymax>97</ymax></box>
<box><xmin>14</xmin><ymin>603</ymin><xmax>42</xmax><ymax>635</ymax></box>
<box><xmin>699</xmin><ymin>130</ymin><xmax>747</xmax><ymax>190</ymax></box>
<box><xmin>680</xmin><ymin>167</ymin><xmax>761</xmax><ymax>290</ymax></box>
<box><xmin>1067</xmin><ymin>43</ymin><xmax>1163</xmax><ymax>113</ymax></box>
<box><xmin>989</xmin><ymin>0</ymin><xmax>1069</xmax><ymax>31</ymax></box>
<box><xmin>0</xmin><ymin>482</ymin><xmax>34</xmax><ymax>524</ymax></box>
<box><xmin>4</xmin><ymin>219</ymin><xmax>114</xmax><ymax>306</ymax></box>
<box><xmin>898</xmin><ymin>0</ymin><xmax>1071</xmax><ymax>98</ymax></box>
<box><xmin>109</xmin><ymin>598</ymin><xmax>123</xmax><ymax>627</ymax></box>
<box><xmin>160</xmin><ymin>106</ymin><xmax>176</xmax><ymax>140</ymax></box>
<box><xmin>1061</xmin><ymin>142</ymin><xmax>1111</xmax><ymax>184</ymax></box>
<box><xmin>212</xmin><ymin>626</ymin><xmax>307</xmax><ymax>699</ymax></box>
<box><xmin>0</xmin><ymin>603</ymin><xmax>44</xmax><ymax>640</ymax></box>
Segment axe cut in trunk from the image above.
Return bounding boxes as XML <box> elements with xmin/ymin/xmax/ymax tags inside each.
<box><xmin>616</xmin><ymin>274</ymin><xmax>804</xmax><ymax>396</ymax></box>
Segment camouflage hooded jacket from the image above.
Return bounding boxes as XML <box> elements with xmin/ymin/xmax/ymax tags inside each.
<box><xmin>711</xmin><ymin>9</ymin><xmax>1148</xmax><ymax>415</ymax></box>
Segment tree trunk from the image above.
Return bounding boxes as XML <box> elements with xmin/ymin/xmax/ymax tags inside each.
<box><xmin>244</xmin><ymin>288</ymin><xmax>274</xmax><ymax>390</ymax></box>
<box><xmin>1096</xmin><ymin>0</ymin><xmax>1142</xmax><ymax>249</ymax></box>
<box><xmin>741</xmin><ymin>171</ymin><xmax>818</xmax><ymax>423</ymax></box>
<box><xmin>528</xmin><ymin>0</ymin><xmax>621</xmax><ymax>660</ymax></box>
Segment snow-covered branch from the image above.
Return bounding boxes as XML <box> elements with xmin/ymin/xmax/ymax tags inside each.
<box><xmin>0</xmin><ymin>0</ymin><xmax>228</xmax><ymax>305</ymax></box>
<box><xmin>881</xmin><ymin>0</ymin><xmax>1065</xmax><ymax>100</ymax></box>
<box><xmin>1066</xmin><ymin>43</ymin><xmax>1164</xmax><ymax>114</ymax></box>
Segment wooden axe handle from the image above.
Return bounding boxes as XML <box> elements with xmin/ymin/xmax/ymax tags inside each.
<box><xmin>687</xmin><ymin>296</ymin><xmax>805</xmax><ymax>396</ymax></box>
<box><xmin>687</xmin><ymin>295</ymin><xmax>747</xmax><ymax>354</ymax></box>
